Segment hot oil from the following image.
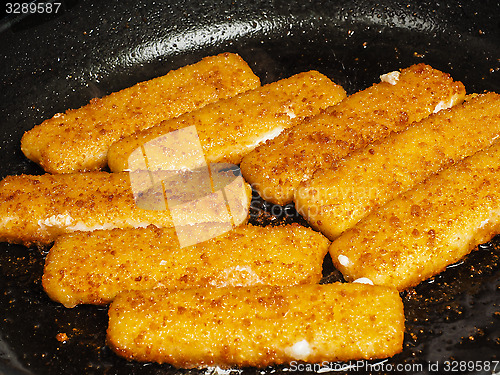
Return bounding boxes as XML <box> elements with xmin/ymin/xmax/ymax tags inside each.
<box><xmin>401</xmin><ymin>238</ymin><xmax>500</xmax><ymax>366</ymax></box>
<box><xmin>1</xmin><ymin>13</ymin><xmax>500</xmax><ymax>375</ymax></box>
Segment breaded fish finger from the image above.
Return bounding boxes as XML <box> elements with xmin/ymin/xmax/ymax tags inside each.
<box><xmin>329</xmin><ymin>140</ymin><xmax>500</xmax><ymax>290</ymax></box>
<box><xmin>106</xmin><ymin>70</ymin><xmax>347</xmax><ymax>172</ymax></box>
<box><xmin>42</xmin><ymin>223</ymin><xmax>330</xmax><ymax>308</ymax></box>
<box><xmin>0</xmin><ymin>171</ymin><xmax>251</xmax><ymax>246</ymax></box>
<box><xmin>240</xmin><ymin>64</ymin><xmax>465</xmax><ymax>205</ymax></box>
<box><xmin>21</xmin><ymin>53</ymin><xmax>260</xmax><ymax>174</ymax></box>
<box><xmin>107</xmin><ymin>283</ymin><xmax>404</xmax><ymax>368</ymax></box>
<box><xmin>296</xmin><ymin>92</ymin><xmax>500</xmax><ymax>240</ymax></box>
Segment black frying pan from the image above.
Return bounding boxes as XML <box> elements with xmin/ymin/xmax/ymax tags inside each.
<box><xmin>1</xmin><ymin>1</ymin><xmax>500</xmax><ymax>374</ymax></box>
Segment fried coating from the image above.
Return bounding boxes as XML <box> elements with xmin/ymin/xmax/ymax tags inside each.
<box><xmin>296</xmin><ymin>92</ymin><xmax>500</xmax><ymax>240</ymax></box>
<box><xmin>42</xmin><ymin>224</ymin><xmax>330</xmax><ymax>308</ymax></box>
<box><xmin>21</xmin><ymin>53</ymin><xmax>260</xmax><ymax>174</ymax></box>
<box><xmin>240</xmin><ymin>64</ymin><xmax>466</xmax><ymax>205</ymax></box>
<box><xmin>107</xmin><ymin>283</ymin><xmax>404</xmax><ymax>368</ymax></box>
<box><xmin>106</xmin><ymin>70</ymin><xmax>347</xmax><ymax>172</ymax></box>
<box><xmin>0</xmin><ymin>170</ymin><xmax>251</xmax><ymax>246</ymax></box>
<box><xmin>329</xmin><ymin>140</ymin><xmax>500</xmax><ymax>291</ymax></box>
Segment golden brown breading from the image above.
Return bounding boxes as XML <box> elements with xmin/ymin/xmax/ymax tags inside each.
<box><xmin>106</xmin><ymin>70</ymin><xmax>347</xmax><ymax>172</ymax></box>
<box><xmin>240</xmin><ymin>64</ymin><xmax>466</xmax><ymax>205</ymax></box>
<box><xmin>329</xmin><ymin>140</ymin><xmax>500</xmax><ymax>291</ymax></box>
<box><xmin>0</xmin><ymin>170</ymin><xmax>251</xmax><ymax>246</ymax></box>
<box><xmin>107</xmin><ymin>283</ymin><xmax>404</xmax><ymax>368</ymax></box>
<box><xmin>21</xmin><ymin>53</ymin><xmax>260</xmax><ymax>174</ymax></box>
<box><xmin>42</xmin><ymin>224</ymin><xmax>330</xmax><ymax>308</ymax></box>
<box><xmin>296</xmin><ymin>92</ymin><xmax>500</xmax><ymax>240</ymax></box>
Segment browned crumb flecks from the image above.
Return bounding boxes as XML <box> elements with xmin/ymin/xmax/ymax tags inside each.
<box><xmin>0</xmin><ymin>171</ymin><xmax>251</xmax><ymax>246</ymax></box>
<box><xmin>21</xmin><ymin>52</ymin><xmax>261</xmax><ymax>173</ymax></box>
<box><xmin>107</xmin><ymin>283</ymin><xmax>404</xmax><ymax>368</ymax></box>
<box><xmin>297</xmin><ymin>92</ymin><xmax>500</xmax><ymax>240</ymax></box>
<box><xmin>42</xmin><ymin>224</ymin><xmax>330</xmax><ymax>308</ymax></box>
<box><xmin>107</xmin><ymin>70</ymin><xmax>346</xmax><ymax>173</ymax></box>
<box><xmin>241</xmin><ymin>63</ymin><xmax>466</xmax><ymax>205</ymax></box>
<box><xmin>329</xmin><ymin>140</ymin><xmax>500</xmax><ymax>290</ymax></box>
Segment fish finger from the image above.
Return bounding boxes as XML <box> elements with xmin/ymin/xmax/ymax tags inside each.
<box><xmin>21</xmin><ymin>52</ymin><xmax>260</xmax><ymax>173</ymax></box>
<box><xmin>42</xmin><ymin>223</ymin><xmax>330</xmax><ymax>308</ymax></box>
<box><xmin>329</xmin><ymin>140</ymin><xmax>500</xmax><ymax>290</ymax></box>
<box><xmin>0</xmin><ymin>169</ymin><xmax>251</xmax><ymax>246</ymax></box>
<box><xmin>240</xmin><ymin>64</ymin><xmax>465</xmax><ymax>205</ymax></box>
<box><xmin>106</xmin><ymin>70</ymin><xmax>347</xmax><ymax>172</ymax></box>
<box><xmin>296</xmin><ymin>92</ymin><xmax>500</xmax><ymax>239</ymax></box>
<box><xmin>107</xmin><ymin>283</ymin><xmax>404</xmax><ymax>368</ymax></box>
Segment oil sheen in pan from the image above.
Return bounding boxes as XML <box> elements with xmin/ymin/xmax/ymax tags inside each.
<box><xmin>1</xmin><ymin>193</ymin><xmax>499</xmax><ymax>375</ymax></box>
<box><xmin>1</xmin><ymin>1</ymin><xmax>500</xmax><ymax>375</ymax></box>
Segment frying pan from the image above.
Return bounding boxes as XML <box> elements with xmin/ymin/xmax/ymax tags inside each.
<box><xmin>1</xmin><ymin>0</ymin><xmax>500</xmax><ymax>374</ymax></box>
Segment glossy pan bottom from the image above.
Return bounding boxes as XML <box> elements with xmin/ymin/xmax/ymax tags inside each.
<box><xmin>1</xmin><ymin>0</ymin><xmax>499</xmax><ymax>374</ymax></box>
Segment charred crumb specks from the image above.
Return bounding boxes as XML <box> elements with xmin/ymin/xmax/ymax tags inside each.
<box><xmin>249</xmin><ymin>188</ymin><xmax>310</xmax><ymax>227</ymax></box>
<box><xmin>402</xmin><ymin>237</ymin><xmax>500</xmax><ymax>360</ymax></box>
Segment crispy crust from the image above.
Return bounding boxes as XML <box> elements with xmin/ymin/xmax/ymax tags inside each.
<box><xmin>21</xmin><ymin>53</ymin><xmax>260</xmax><ymax>173</ymax></box>
<box><xmin>0</xmin><ymin>171</ymin><xmax>251</xmax><ymax>246</ymax></box>
<box><xmin>42</xmin><ymin>223</ymin><xmax>330</xmax><ymax>307</ymax></box>
<box><xmin>296</xmin><ymin>92</ymin><xmax>500</xmax><ymax>239</ymax></box>
<box><xmin>107</xmin><ymin>283</ymin><xmax>404</xmax><ymax>368</ymax></box>
<box><xmin>106</xmin><ymin>70</ymin><xmax>346</xmax><ymax>172</ymax></box>
<box><xmin>329</xmin><ymin>140</ymin><xmax>500</xmax><ymax>290</ymax></box>
<box><xmin>240</xmin><ymin>63</ymin><xmax>466</xmax><ymax>205</ymax></box>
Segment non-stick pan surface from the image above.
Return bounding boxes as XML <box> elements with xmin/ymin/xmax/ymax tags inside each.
<box><xmin>1</xmin><ymin>1</ymin><xmax>500</xmax><ymax>374</ymax></box>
